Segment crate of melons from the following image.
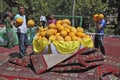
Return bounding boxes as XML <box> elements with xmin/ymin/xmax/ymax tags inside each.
<box><xmin>33</xmin><ymin>19</ymin><xmax>93</xmax><ymax>54</ymax></box>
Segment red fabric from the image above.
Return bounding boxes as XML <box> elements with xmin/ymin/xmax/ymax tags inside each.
<box><xmin>113</xmin><ymin>69</ymin><xmax>120</xmax><ymax>77</ymax></box>
<box><xmin>56</xmin><ymin>48</ymin><xmax>97</xmax><ymax>67</ymax></box>
<box><xmin>0</xmin><ymin>62</ymin><xmax>41</xmax><ymax>80</ymax></box>
<box><xmin>31</xmin><ymin>54</ymin><xmax>48</xmax><ymax>74</ymax></box>
<box><xmin>0</xmin><ymin>47</ymin><xmax>119</xmax><ymax>80</ymax></box>
<box><xmin>80</xmin><ymin>48</ymin><xmax>97</xmax><ymax>55</ymax></box>
<box><xmin>52</xmin><ymin>48</ymin><xmax>104</xmax><ymax>72</ymax></box>
<box><xmin>83</xmin><ymin>54</ymin><xmax>105</xmax><ymax>62</ymax></box>
<box><xmin>52</xmin><ymin>61</ymin><xmax>103</xmax><ymax>72</ymax></box>
<box><xmin>56</xmin><ymin>55</ymin><xmax>87</xmax><ymax>67</ymax></box>
<box><xmin>8</xmin><ymin>56</ymin><xmax>30</xmax><ymax>67</ymax></box>
<box><xmin>98</xmin><ymin>64</ymin><xmax>116</xmax><ymax>76</ymax></box>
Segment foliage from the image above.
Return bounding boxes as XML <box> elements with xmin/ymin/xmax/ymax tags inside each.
<box><xmin>1</xmin><ymin>0</ymin><xmax>120</xmax><ymax>35</ymax></box>
<box><xmin>1</xmin><ymin>0</ymin><xmax>106</xmax><ymax>21</ymax></box>
<box><xmin>106</xmin><ymin>0</ymin><xmax>120</xmax><ymax>35</ymax></box>
<box><xmin>104</xmin><ymin>27</ymin><xmax>114</xmax><ymax>35</ymax></box>
<box><xmin>0</xmin><ymin>0</ymin><xmax>8</xmax><ymax>13</ymax></box>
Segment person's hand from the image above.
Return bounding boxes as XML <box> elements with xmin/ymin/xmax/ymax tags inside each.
<box><xmin>97</xmin><ymin>24</ymin><xmax>102</xmax><ymax>30</ymax></box>
<box><xmin>36</xmin><ymin>27</ymin><xmax>39</xmax><ymax>33</ymax></box>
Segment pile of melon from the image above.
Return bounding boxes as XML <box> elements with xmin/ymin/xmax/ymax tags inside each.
<box><xmin>15</xmin><ymin>18</ymin><xmax>35</xmax><ymax>27</ymax></box>
<box><xmin>35</xmin><ymin>19</ymin><xmax>90</xmax><ymax>42</ymax></box>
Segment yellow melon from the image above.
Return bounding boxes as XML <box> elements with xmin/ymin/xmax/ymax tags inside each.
<box><xmin>93</xmin><ymin>14</ymin><xmax>99</xmax><ymax>22</ymax></box>
<box><xmin>55</xmin><ymin>32</ymin><xmax>60</xmax><ymax>37</ymax></box>
<box><xmin>46</xmin><ymin>29</ymin><xmax>56</xmax><ymax>37</ymax></box>
<box><xmin>40</xmin><ymin>31</ymin><xmax>46</xmax><ymax>37</ymax></box>
<box><xmin>56</xmin><ymin>20</ymin><xmax>62</xmax><ymax>25</ymax></box>
<box><xmin>99</xmin><ymin>14</ymin><xmax>104</xmax><ymax>19</ymax></box>
<box><xmin>15</xmin><ymin>18</ymin><xmax>23</xmax><ymax>27</ymax></box>
<box><xmin>70</xmin><ymin>27</ymin><xmax>77</xmax><ymax>33</ymax></box>
<box><xmin>56</xmin><ymin>36</ymin><xmax>64</xmax><ymax>41</ymax></box>
<box><xmin>60</xmin><ymin>30</ymin><xmax>68</xmax><ymax>37</ymax></box>
<box><xmin>76</xmin><ymin>37</ymin><xmax>82</xmax><ymax>41</ymax></box>
<box><xmin>64</xmin><ymin>36</ymin><xmax>71</xmax><ymax>41</ymax></box>
<box><xmin>39</xmin><ymin>27</ymin><xmax>45</xmax><ymax>32</ymax></box>
<box><xmin>49</xmin><ymin>35</ymin><xmax>56</xmax><ymax>42</ymax></box>
<box><xmin>62</xmin><ymin>23</ymin><xmax>69</xmax><ymax>28</ymax></box>
<box><xmin>44</xmin><ymin>27</ymin><xmax>48</xmax><ymax>31</ymax></box>
<box><xmin>41</xmin><ymin>37</ymin><xmax>48</xmax><ymax>41</ymax></box>
<box><xmin>36</xmin><ymin>33</ymin><xmax>40</xmax><ymax>37</ymax></box>
<box><xmin>83</xmin><ymin>34</ymin><xmax>91</xmax><ymax>39</ymax></box>
<box><xmin>64</xmin><ymin>27</ymin><xmax>70</xmax><ymax>33</ymax></box>
<box><xmin>71</xmin><ymin>36</ymin><xmax>77</xmax><ymax>41</ymax></box>
<box><xmin>27</xmin><ymin>19</ymin><xmax>35</xmax><ymax>27</ymax></box>
<box><xmin>97</xmin><ymin>14</ymin><xmax>104</xmax><ymax>21</ymax></box>
<box><xmin>57</xmin><ymin>25</ymin><xmax>64</xmax><ymax>32</ymax></box>
<box><xmin>48</xmin><ymin>23</ymin><xmax>56</xmax><ymax>29</ymax></box>
<box><xmin>86</xmin><ymin>35</ymin><xmax>91</xmax><ymax>37</ymax></box>
<box><xmin>62</xmin><ymin>19</ymin><xmax>71</xmax><ymax>26</ymax></box>
<box><xmin>76</xmin><ymin>32</ymin><xmax>86</xmax><ymax>38</ymax></box>
<box><xmin>77</xmin><ymin>27</ymin><xmax>84</xmax><ymax>33</ymax></box>
<box><xmin>54</xmin><ymin>29</ymin><xmax>57</xmax><ymax>34</ymax></box>
<box><xmin>36</xmin><ymin>35</ymin><xmax>42</xmax><ymax>40</ymax></box>
<box><xmin>56</xmin><ymin>23</ymin><xmax>61</xmax><ymax>28</ymax></box>
<box><xmin>68</xmin><ymin>32</ymin><xmax>76</xmax><ymax>37</ymax></box>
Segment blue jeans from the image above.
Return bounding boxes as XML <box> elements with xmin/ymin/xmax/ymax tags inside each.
<box><xmin>94</xmin><ymin>35</ymin><xmax>105</xmax><ymax>55</ymax></box>
<box><xmin>17</xmin><ymin>32</ymin><xmax>28</xmax><ymax>57</ymax></box>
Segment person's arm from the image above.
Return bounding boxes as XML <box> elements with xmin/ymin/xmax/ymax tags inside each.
<box><xmin>40</xmin><ymin>16</ymin><xmax>42</xmax><ymax>22</ymax></box>
<box><xmin>5</xmin><ymin>18</ymin><xmax>12</xmax><ymax>28</ymax></box>
<box><xmin>97</xmin><ymin>19</ymin><xmax>106</xmax><ymax>30</ymax></box>
<box><xmin>13</xmin><ymin>15</ymin><xmax>17</xmax><ymax>27</ymax></box>
<box><xmin>97</xmin><ymin>24</ymin><xmax>102</xmax><ymax>30</ymax></box>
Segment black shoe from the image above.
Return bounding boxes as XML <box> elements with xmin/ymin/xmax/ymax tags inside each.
<box><xmin>24</xmin><ymin>53</ymin><xmax>30</xmax><ymax>56</ymax></box>
<box><xmin>29</xmin><ymin>52</ymin><xmax>34</xmax><ymax>56</ymax></box>
<box><xmin>102</xmin><ymin>52</ymin><xmax>105</xmax><ymax>55</ymax></box>
<box><xmin>19</xmin><ymin>53</ymin><xmax>25</xmax><ymax>58</ymax></box>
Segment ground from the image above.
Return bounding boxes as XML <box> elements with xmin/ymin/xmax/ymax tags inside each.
<box><xmin>0</xmin><ymin>36</ymin><xmax>120</xmax><ymax>80</ymax></box>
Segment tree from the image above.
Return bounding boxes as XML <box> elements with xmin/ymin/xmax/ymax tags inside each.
<box><xmin>75</xmin><ymin>0</ymin><xmax>106</xmax><ymax>29</ymax></box>
<box><xmin>2</xmin><ymin>0</ymin><xmax>106</xmax><ymax>27</ymax></box>
<box><xmin>107</xmin><ymin>0</ymin><xmax>120</xmax><ymax>35</ymax></box>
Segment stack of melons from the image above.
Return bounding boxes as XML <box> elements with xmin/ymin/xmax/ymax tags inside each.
<box><xmin>36</xmin><ymin>19</ymin><xmax>90</xmax><ymax>42</ymax></box>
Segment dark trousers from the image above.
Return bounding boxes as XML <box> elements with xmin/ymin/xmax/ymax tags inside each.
<box><xmin>41</xmin><ymin>21</ymin><xmax>46</xmax><ymax>28</ymax></box>
<box><xmin>17</xmin><ymin>32</ymin><xmax>28</xmax><ymax>57</ymax></box>
<box><xmin>94</xmin><ymin>35</ymin><xmax>105</xmax><ymax>55</ymax></box>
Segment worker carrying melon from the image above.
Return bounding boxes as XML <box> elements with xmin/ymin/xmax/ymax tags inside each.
<box><xmin>14</xmin><ymin>5</ymin><xmax>29</xmax><ymax>58</ymax></box>
<box><xmin>93</xmin><ymin>13</ymin><xmax>106</xmax><ymax>55</ymax></box>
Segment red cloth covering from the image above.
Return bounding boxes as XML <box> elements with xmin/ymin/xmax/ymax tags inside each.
<box><xmin>0</xmin><ymin>62</ymin><xmax>41</xmax><ymax>80</ymax></box>
<box><xmin>51</xmin><ymin>48</ymin><xmax>104</xmax><ymax>72</ymax></box>
<box><xmin>0</xmin><ymin>47</ymin><xmax>119</xmax><ymax>80</ymax></box>
<box><xmin>31</xmin><ymin>54</ymin><xmax>48</xmax><ymax>74</ymax></box>
<box><xmin>8</xmin><ymin>56</ymin><xmax>30</xmax><ymax>67</ymax></box>
<box><xmin>98</xmin><ymin>64</ymin><xmax>120</xmax><ymax>77</ymax></box>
